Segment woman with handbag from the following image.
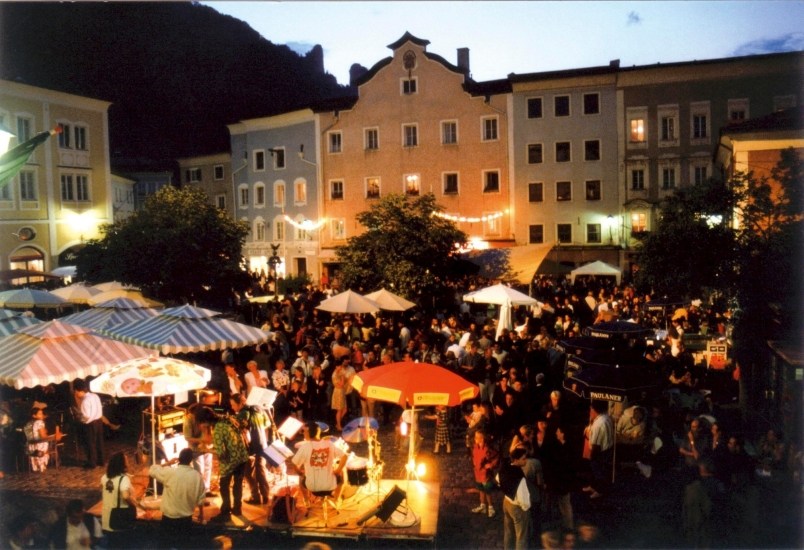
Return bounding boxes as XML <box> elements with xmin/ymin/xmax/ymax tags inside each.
<box><xmin>100</xmin><ymin>451</ymin><xmax>139</xmax><ymax>548</ymax></box>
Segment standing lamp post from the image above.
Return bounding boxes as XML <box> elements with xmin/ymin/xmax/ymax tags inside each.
<box><xmin>607</xmin><ymin>215</ymin><xmax>614</xmax><ymax>244</ymax></box>
<box><xmin>268</xmin><ymin>244</ymin><xmax>282</xmax><ymax>302</ymax></box>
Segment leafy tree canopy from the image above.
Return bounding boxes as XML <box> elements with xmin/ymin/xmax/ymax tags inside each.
<box><xmin>335</xmin><ymin>193</ymin><xmax>468</xmax><ymax>301</ymax></box>
<box><xmin>75</xmin><ymin>186</ymin><xmax>251</xmax><ymax>306</ymax></box>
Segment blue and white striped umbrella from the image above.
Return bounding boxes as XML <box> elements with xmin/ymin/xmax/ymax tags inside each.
<box><xmin>0</xmin><ymin>310</ymin><xmax>42</xmax><ymax>336</ymax></box>
<box><xmin>100</xmin><ymin>305</ymin><xmax>269</xmax><ymax>355</ymax></box>
<box><xmin>59</xmin><ymin>300</ymin><xmax>160</xmax><ymax>331</ymax></box>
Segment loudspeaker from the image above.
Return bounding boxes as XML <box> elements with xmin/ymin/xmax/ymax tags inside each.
<box><xmin>357</xmin><ymin>485</ymin><xmax>407</xmax><ymax>525</ymax></box>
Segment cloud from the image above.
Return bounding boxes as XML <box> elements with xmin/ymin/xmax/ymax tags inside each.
<box><xmin>627</xmin><ymin>11</ymin><xmax>642</xmax><ymax>25</ymax></box>
<box><xmin>732</xmin><ymin>32</ymin><xmax>804</xmax><ymax>56</ymax></box>
<box><xmin>284</xmin><ymin>41</ymin><xmax>316</xmax><ymax>55</ymax></box>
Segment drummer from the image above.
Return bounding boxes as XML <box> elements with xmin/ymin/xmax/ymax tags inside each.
<box><xmin>292</xmin><ymin>421</ymin><xmax>347</xmax><ymax>500</ymax></box>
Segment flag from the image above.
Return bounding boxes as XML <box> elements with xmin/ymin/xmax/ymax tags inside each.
<box><xmin>0</xmin><ymin>127</ymin><xmax>61</xmax><ymax>188</ymax></box>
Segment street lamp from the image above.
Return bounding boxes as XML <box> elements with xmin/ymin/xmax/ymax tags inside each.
<box><xmin>607</xmin><ymin>215</ymin><xmax>614</xmax><ymax>244</ymax></box>
<box><xmin>267</xmin><ymin>243</ymin><xmax>282</xmax><ymax>302</ymax></box>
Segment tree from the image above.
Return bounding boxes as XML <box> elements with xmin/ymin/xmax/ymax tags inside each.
<box><xmin>335</xmin><ymin>193</ymin><xmax>467</xmax><ymax>303</ymax></box>
<box><xmin>75</xmin><ymin>186</ymin><xmax>251</xmax><ymax>306</ymax></box>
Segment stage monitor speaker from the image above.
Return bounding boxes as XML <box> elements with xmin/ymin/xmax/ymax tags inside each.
<box><xmin>375</xmin><ymin>485</ymin><xmax>407</xmax><ymax>522</ymax></box>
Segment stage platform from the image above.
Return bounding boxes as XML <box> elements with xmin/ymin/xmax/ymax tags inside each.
<box><xmin>90</xmin><ymin>471</ymin><xmax>439</xmax><ymax>545</ymax></box>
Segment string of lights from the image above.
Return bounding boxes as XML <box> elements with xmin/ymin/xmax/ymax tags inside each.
<box><xmin>282</xmin><ymin>215</ymin><xmax>327</xmax><ymax>231</ymax></box>
<box><xmin>431</xmin><ymin>211</ymin><xmax>504</xmax><ymax>223</ymax></box>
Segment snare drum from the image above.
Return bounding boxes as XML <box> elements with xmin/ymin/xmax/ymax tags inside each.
<box><xmin>346</xmin><ymin>456</ymin><xmax>369</xmax><ymax>486</ymax></box>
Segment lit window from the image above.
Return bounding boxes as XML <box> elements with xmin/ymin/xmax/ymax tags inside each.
<box><xmin>366</xmin><ymin>178</ymin><xmax>380</xmax><ymax>199</ymax></box>
<box><xmin>631</xmin><ymin>212</ymin><xmax>647</xmax><ymax>233</ymax></box>
<box><xmin>274</xmin><ymin>219</ymin><xmax>285</xmax><ymax>241</ymax></box>
<box><xmin>294</xmin><ymin>179</ymin><xmax>307</xmax><ymax>205</ymax></box>
<box><xmin>274</xmin><ymin>182</ymin><xmax>285</xmax><ymax>207</ymax></box>
<box><xmin>405</xmin><ymin>174</ymin><xmax>420</xmax><ymax>196</ymax></box>
<box><xmin>630</xmin><ymin>119</ymin><xmax>645</xmax><ymax>142</ymax></box>
<box><xmin>585</xmin><ymin>180</ymin><xmax>601</xmax><ymax>201</ymax></box>
<box><xmin>332</xmin><ymin>219</ymin><xmax>346</xmax><ymax>239</ymax></box>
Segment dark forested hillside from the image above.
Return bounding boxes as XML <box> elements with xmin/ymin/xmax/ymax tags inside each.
<box><xmin>0</xmin><ymin>2</ymin><xmax>348</xmax><ymax>169</ymax></box>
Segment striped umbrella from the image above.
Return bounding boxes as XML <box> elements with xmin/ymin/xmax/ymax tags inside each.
<box><xmin>0</xmin><ymin>310</ymin><xmax>42</xmax><ymax>336</ymax></box>
<box><xmin>0</xmin><ymin>320</ymin><xmax>153</xmax><ymax>389</ymax></box>
<box><xmin>59</xmin><ymin>298</ymin><xmax>160</xmax><ymax>331</ymax></box>
<box><xmin>100</xmin><ymin>304</ymin><xmax>269</xmax><ymax>355</ymax></box>
<box><xmin>0</xmin><ymin>288</ymin><xmax>69</xmax><ymax>309</ymax></box>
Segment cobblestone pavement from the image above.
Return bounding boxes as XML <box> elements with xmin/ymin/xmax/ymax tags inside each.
<box><xmin>1</xmin><ymin>411</ymin><xmax>801</xmax><ymax>549</ymax></box>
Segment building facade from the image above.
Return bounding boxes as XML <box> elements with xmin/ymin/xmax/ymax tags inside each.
<box><xmin>178</xmin><ymin>152</ymin><xmax>232</xmax><ymax>213</ymax></box>
<box><xmin>0</xmin><ymin>79</ymin><xmax>113</xmax><ymax>272</ymax></box>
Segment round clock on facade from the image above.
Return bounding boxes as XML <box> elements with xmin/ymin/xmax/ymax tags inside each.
<box><xmin>16</xmin><ymin>227</ymin><xmax>36</xmax><ymax>241</ymax></box>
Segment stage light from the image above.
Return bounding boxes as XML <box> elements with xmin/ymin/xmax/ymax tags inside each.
<box><xmin>400</xmin><ymin>421</ymin><xmax>408</xmax><ymax>436</ymax></box>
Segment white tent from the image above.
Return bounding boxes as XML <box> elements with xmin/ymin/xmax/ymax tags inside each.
<box><xmin>463</xmin><ymin>284</ymin><xmax>537</xmax><ymax>340</ymax></box>
<box><xmin>569</xmin><ymin>260</ymin><xmax>622</xmax><ymax>285</ymax></box>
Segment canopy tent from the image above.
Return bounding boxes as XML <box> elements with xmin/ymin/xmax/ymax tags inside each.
<box><xmin>100</xmin><ymin>304</ymin><xmax>269</xmax><ymax>354</ymax></box>
<box><xmin>364</xmin><ymin>288</ymin><xmax>416</xmax><ymax>312</ymax></box>
<box><xmin>463</xmin><ymin>283</ymin><xmax>537</xmax><ymax>340</ymax></box>
<box><xmin>569</xmin><ymin>260</ymin><xmax>622</xmax><ymax>285</ymax></box>
<box><xmin>0</xmin><ymin>320</ymin><xmax>153</xmax><ymax>389</ymax></box>
<box><xmin>507</xmin><ymin>243</ymin><xmax>555</xmax><ymax>284</ymax></box>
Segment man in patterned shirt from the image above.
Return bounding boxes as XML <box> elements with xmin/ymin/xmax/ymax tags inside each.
<box><xmin>196</xmin><ymin>407</ymin><xmax>248</xmax><ymax>521</ymax></box>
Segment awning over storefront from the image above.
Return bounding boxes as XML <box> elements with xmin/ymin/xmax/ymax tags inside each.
<box><xmin>507</xmin><ymin>244</ymin><xmax>554</xmax><ymax>284</ymax></box>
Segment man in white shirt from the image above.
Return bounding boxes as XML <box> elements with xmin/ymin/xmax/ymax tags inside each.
<box><xmin>497</xmin><ymin>448</ymin><xmax>531</xmax><ymax>550</ymax></box>
<box><xmin>292</xmin><ymin>349</ymin><xmax>313</xmax><ymax>378</ymax></box>
<box><xmin>73</xmin><ymin>379</ymin><xmax>105</xmax><ymax>469</ymax></box>
<box><xmin>148</xmin><ymin>448</ymin><xmax>206</xmax><ymax>549</ymax></box>
<box><xmin>583</xmin><ymin>401</ymin><xmax>614</xmax><ymax>499</ymax></box>
<box><xmin>292</xmin><ymin>421</ymin><xmax>347</xmax><ymax>495</ymax></box>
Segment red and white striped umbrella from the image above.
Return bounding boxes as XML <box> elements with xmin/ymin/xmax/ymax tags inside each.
<box><xmin>100</xmin><ymin>304</ymin><xmax>269</xmax><ymax>355</ymax></box>
<box><xmin>0</xmin><ymin>320</ymin><xmax>154</xmax><ymax>389</ymax></box>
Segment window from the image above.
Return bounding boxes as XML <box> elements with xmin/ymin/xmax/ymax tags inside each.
<box><xmin>583</xmin><ymin>93</ymin><xmax>600</xmax><ymax>115</ymax></box>
<box><xmin>627</xmin><ymin>107</ymin><xmax>648</xmax><ymax>145</ymax></box>
<box><xmin>443</xmin><ymin>173</ymin><xmax>459</xmax><ymax>195</ymax></box>
<box><xmin>585</xmin><ymin>180</ymin><xmax>601</xmax><ymax>201</ymax></box>
<box><xmin>332</xmin><ymin>219</ymin><xmax>346</xmax><ymax>240</ymax></box>
<box><xmin>483</xmin><ymin>170</ymin><xmax>500</xmax><ymax>193</ymax></box>
<box><xmin>557</xmin><ymin>224</ymin><xmax>572</xmax><ymax>244</ymax></box>
<box><xmin>528</xmin><ymin>182</ymin><xmax>543</xmax><ymax>202</ymax></box>
<box><xmin>273</xmin><ymin>148</ymin><xmax>286</xmax><ymax>169</ymax></box>
<box><xmin>482</xmin><ymin>116</ymin><xmax>498</xmax><ymax>141</ymax></box>
<box><xmin>527</xmin><ymin>97</ymin><xmax>543</xmax><ymax>119</ymax></box>
<box><xmin>294</xmin><ymin>179</ymin><xmax>307</xmax><ymax>205</ymax></box>
<box><xmin>555</xmin><ymin>142</ymin><xmax>571</xmax><ymax>162</ymax></box>
<box><xmin>60</xmin><ymin>173</ymin><xmax>89</xmax><ymax>202</ymax></box>
<box><xmin>661</xmin><ymin>116</ymin><xmax>676</xmax><ymax>141</ymax></box>
<box><xmin>16</xmin><ymin>116</ymin><xmax>32</xmax><ymax>142</ymax></box>
<box><xmin>693</xmin><ymin>164</ymin><xmax>708</xmax><ymax>185</ymax></box>
<box><xmin>631</xmin><ymin>212</ymin><xmax>647</xmax><ymax>233</ymax></box>
<box><xmin>631</xmin><ymin>169</ymin><xmax>645</xmax><ymax>191</ymax></box>
<box><xmin>274</xmin><ymin>219</ymin><xmax>285</xmax><ymax>241</ymax></box>
<box><xmin>404</xmin><ymin>174</ymin><xmax>420</xmax><ymax>196</ymax></box>
<box><xmin>584</xmin><ymin>140</ymin><xmax>600</xmax><ymax>161</ymax></box>
<box><xmin>254</xmin><ymin>183</ymin><xmax>265</xmax><ymax>206</ymax></box>
<box><xmin>441</xmin><ymin>121</ymin><xmax>457</xmax><ymax>145</ymax></box>
<box><xmin>255</xmin><ymin>220</ymin><xmax>266</xmax><ymax>242</ymax></box>
<box><xmin>0</xmin><ymin>179</ymin><xmax>10</xmax><ymax>200</ymax></box>
<box><xmin>58</xmin><ymin>124</ymin><xmax>71</xmax><ymax>148</ymax></box>
<box><xmin>330</xmin><ymin>180</ymin><xmax>344</xmax><ymax>200</ymax></box>
<box><xmin>527</xmin><ymin>143</ymin><xmax>543</xmax><ymax>164</ymax></box>
<box><xmin>295</xmin><ymin>222</ymin><xmax>310</xmax><ymax>241</ymax></box>
<box><xmin>662</xmin><ymin>167</ymin><xmax>676</xmax><ymax>189</ymax></box>
<box><xmin>74</xmin><ymin>126</ymin><xmax>87</xmax><ymax>150</ymax></box>
<box><xmin>19</xmin><ymin>171</ymin><xmax>36</xmax><ymax>201</ymax></box>
<box><xmin>366</xmin><ymin>177</ymin><xmax>380</xmax><ymax>199</ymax></box>
<box><xmin>216</xmin><ymin>194</ymin><xmax>226</xmax><ymax>209</ymax></box>
<box><xmin>254</xmin><ymin>150</ymin><xmax>266</xmax><ymax>171</ymax></box>
<box><xmin>402</xmin><ymin>124</ymin><xmax>418</xmax><ymax>147</ymax></box>
<box><xmin>239</xmin><ymin>184</ymin><xmax>249</xmax><ymax>207</ymax></box>
<box><xmin>556</xmin><ymin>181</ymin><xmax>572</xmax><ymax>201</ymax></box>
<box><xmin>185</xmin><ymin>168</ymin><xmax>201</xmax><ymax>183</ymax></box>
<box><xmin>402</xmin><ymin>78</ymin><xmax>418</xmax><ymax>95</ymax></box>
<box><xmin>365</xmin><ymin>128</ymin><xmax>379</xmax><ymax>150</ymax></box>
<box><xmin>691</xmin><ymin>102</ymin><xmax>710</xmax><ymax>142</ymax></box>
<box><xmin>587</xmin><ymin>224</ymin><xmax>602</xmax><ymax>244</ymax></box>
<box><xmin>274</xmin><ymin>182</ymin><xmax>285</xmax><ymax>207</ymax></box>
<box><xmin>554</xmin><ymin>95</ymin><xmax>570</xmax><ymax>117</ymax></box>
<box><xmin>727</xmin><ymin>99</ymin><xmax>749</xmax><ymax>122</ymax></box>
<box><xmin>213</xmin><ymin>165</ymin><xmax>224</xmax><ymax>180</ymax></box>
<box><xmin>328</xmin><ymin>131</ymin><xmax>342</xmax><ymax>153</ymax></box>
<box><xmin>528</xmin><ymin>225</ymin><xmax>544</xmax><ymax>244</ymax></box>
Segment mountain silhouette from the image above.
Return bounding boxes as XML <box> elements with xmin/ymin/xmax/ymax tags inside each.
<box><xmin>0</xmin><ymin>2</ymin><xmax>349</xmax><ymax>170</ymax></box>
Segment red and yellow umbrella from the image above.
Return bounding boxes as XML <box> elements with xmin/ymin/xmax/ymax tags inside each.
<box><xmin>351</xmin><ymin>361</ymin><xmax>478</xmax><ymax>407</ymax></box>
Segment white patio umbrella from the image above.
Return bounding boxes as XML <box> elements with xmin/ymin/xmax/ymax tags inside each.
<box><xmin>463</xmin><ymin>283</ymin><xmax>537</xmax><ymax>340</ymax></box>
<box><xmin>316</xmin><ymin>290</ymin><xmax>380</xmax><ymax>314</ymax></box>
<box><xmin>0</xmin><ymin>320</ymin><xmax>153</xmax><ymax>390</ymax></box>
<box><xmin>364</xmin><ymin>288</ymin><xmax>416</xmax><ymax>312</ymax></box>
<box><xmin>92</xmin><ymin>281</ymin><xmax>140</xmax><ymax>292</ymax></box>
<box><xmin>51</xmin><ymin>283</ymin><xmax>102</xmax><ymax>305</ymax></box>
<box><xmin>88</xmin><ymin>289</ymin><xmax>163</xmax><ymax>307</ymax></box>
<box><xmin>0</xmin><ymin>288</ymin><xmax>69</xmax><ymax>310</ymax></box>
<box><xmin>60</xmin><ymin>297</ymin><xmax>160</xmax><ymax>331</ymax></box>
<box><xmin>91</xmin><ymin>356</ymin><xmax>211</xmax><ymax>491</ymax></box>
<box><xmin>100</xmin><ymin>304</ymin><xmax>269</xmax><ymax>354</ymax></box>
<box><xmin>49</xmin><ymin>265</ymin><xmax>77</xmax><ymax>278</ymax></box>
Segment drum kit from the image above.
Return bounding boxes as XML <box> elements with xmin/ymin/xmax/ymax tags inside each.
<box><xmin>330</xmin><ymin>420</ymin><xmax>384</xmax><ymax>503</ymax></box>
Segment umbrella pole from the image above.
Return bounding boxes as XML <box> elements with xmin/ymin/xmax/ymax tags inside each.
<box><xmin>151</xmin><ymin>395</ymin><xmax>158</xmax><ymax>495</ymax></box>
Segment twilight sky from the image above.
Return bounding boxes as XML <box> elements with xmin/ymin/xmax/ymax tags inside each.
<box><xmin>204</xmin><ymin>1</ymin><xmax>804</xmax><ymax>84</ymax></box>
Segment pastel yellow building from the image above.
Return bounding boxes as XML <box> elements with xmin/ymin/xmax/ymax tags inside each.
<box><xmin>1</xmin><ymin>79</ymin><xmax>112</xmax><ymax>274</ymax></box>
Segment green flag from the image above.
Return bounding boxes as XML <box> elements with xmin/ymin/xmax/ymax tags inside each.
<box><xmin>0</xmin><ymin>127</ymin><xmax>60</xmax><ymax>188</ymax></box>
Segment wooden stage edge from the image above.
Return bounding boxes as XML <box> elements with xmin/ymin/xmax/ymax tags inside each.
<box><xmin>91</xmin><ymin>477</ymin><xmax>439</xmax><ymax>544</ymax></box>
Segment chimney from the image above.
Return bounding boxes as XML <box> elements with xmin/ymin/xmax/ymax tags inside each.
<box><xmin>457</xmin><ymin>47</ymin><xmax>470</xmax><ymax>73</ymax></box>
<box><xmin>609</xmin><ymin>59</ymin><xmax>620</xmax><ymax>68</ymax></box>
